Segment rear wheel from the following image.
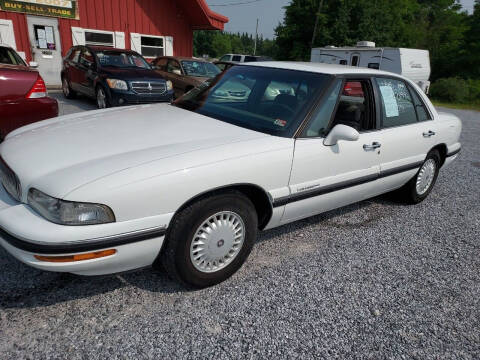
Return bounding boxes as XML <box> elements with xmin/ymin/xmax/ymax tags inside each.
<box><xmin>159</xmin><ymin>191</ymin><xmax>258</xmax><ymax>288</ymax></box>
<box><xmin>62</xmin><ymin>77</ymin><xmax>76</xmax><ymax>99</ymax></box>
<box><xmin>398</xmin><ymin>149</ymin><xmax>441</xmax><ymax>204</ymax></box>
<box><xmin>96</xmin><ymin>86</ymin><xmax>110</xmax><ymax>109</ymax></box>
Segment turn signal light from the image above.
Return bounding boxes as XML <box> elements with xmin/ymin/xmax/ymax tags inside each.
<box><xmin>34</xmin><ymin>249</ymin><xmax>116</xmax><ymax>263</ymax></box>
<box><xmin>26</xmin><ymin>75</ymin><xmax>47</xmax><ymax>99</ymax></box>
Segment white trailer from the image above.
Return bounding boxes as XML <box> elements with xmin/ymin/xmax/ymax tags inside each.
<box><xmin>311</xmin><ymin>41</ymin><xmax>431</xmax><ymax>93</ymax></box>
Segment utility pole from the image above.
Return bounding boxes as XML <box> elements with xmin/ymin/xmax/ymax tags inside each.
<box><xmin>311</xmin><ymin>0</ymin><xmax>324</xmax><ymax>47</ymax></box>
<box><xmin>254</xmin><ymin>18</ymin><xmax>259</xmax><ymax>55</ymax></box>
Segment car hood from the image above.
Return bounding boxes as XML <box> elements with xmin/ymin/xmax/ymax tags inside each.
<box><xmin>0</xmin><ymin>104</ymin><xmax>267</xmax><ymax>200</ymax></box>
<box><xmin>100</xmin><ymin>67</ymin><xmax>166</xmax><ymax>82</ymax></box>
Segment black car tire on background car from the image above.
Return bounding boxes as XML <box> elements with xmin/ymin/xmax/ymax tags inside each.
<box><xmin>158</xmin><ymin>191</ymin><xmax>258</xmax><ymax>288</ymax></box>
<box><xmin>96</xmin><ymin>86</ymin><xmax>110</xmax><ymax>109</ymax></box>
<box><xmin>62</xmin><ymin>77</ymin><xmax>76</xmax><ymax>99</ymax></box>
<box><xmin>399</xmin><ymin>149</ymin><xmax>441</xmax><ymax>204</ymax></box>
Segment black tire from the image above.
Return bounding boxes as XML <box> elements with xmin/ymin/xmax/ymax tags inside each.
<box><xmin>158</xmin><ymin>191</ymin><xmax>258</xmax><ymax>288</ymax></box>
<box><xmin>95</xmin><ymin>86</ymin><xmax>110</xmax><ymax>109</ymax></box>
<box><xmin>398</xmin><ymin>149</ymin><xmax>441</xmax><ymax>204</ymax></box>
<box><xmin>62</xmin><ymin>77</ymin><xmax>76</xmax><ymax>99</ymax></box>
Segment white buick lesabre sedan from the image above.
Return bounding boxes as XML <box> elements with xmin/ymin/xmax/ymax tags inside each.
<box><xmin>0</xmin><ymin>62</ymin><xmax>461</xmax><ymax>288</ymax></box>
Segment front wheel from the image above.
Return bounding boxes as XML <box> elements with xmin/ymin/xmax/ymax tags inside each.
<box><xmin>399</xmin><ymin>149</ymin><xmax>441</xmax><ymax>204</ymax></box>
<box><xmin>158</xmin><ymin>191</ymin><xmax>258</xmax><ymax>288</ymax></box>
<box><xmin>96</xmin><ymin>86</ymin><xmax>110</xmax><ymax>109</ymax></box>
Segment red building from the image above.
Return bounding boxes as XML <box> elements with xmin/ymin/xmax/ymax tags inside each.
<box><xmin>0</xmin><ymin>0</ymin><xmax>227</xmax><ymax>85</ymax></box>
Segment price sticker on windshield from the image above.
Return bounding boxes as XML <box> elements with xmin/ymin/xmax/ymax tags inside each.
<box><xmin>274</xmin><ymin>119</ymin><xmax>287</xmax><ymax>127</ymax></box>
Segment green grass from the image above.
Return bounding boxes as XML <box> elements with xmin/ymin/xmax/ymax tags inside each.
<box><xmin>432</xmin><ymin>101</ymin><xmax>480</xmax><ymax>112</ymax></box>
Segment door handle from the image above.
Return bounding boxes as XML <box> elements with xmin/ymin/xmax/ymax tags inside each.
<box><xmin>363</xmin><ymin>142</ymin><xmax>381</xmax><ymax>151</ymax></box>
<box><xmin>423</xmin><ymin>130</ymin><xmax>436</xmax><ymax>137</ymax></box>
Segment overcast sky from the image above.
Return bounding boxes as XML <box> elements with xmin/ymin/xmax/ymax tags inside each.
<box><xmin>206</xmin><ymin>0</ymin><xmax>475</xmax><ymax>39</ymax></box>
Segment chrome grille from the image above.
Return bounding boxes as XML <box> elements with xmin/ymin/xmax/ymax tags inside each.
<box><xmin>0</xmin><ymin>157</ymin><xmax>21</xmax><ymax>201</ymax></box>
<box><xmin>131</xmin><ymin>81</ymin><xmax>167</xmax><ymax>94</ymax></box>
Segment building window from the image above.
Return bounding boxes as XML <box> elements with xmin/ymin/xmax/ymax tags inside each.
<box><xmin>85</xmin><ymin>30</ymin><xmax>114</xmax><ymax>47</ymax></box>
<box><xmin>139</xmin><ymin>35</ymin><xmax>164</xmax><ymax>58</ymax></box>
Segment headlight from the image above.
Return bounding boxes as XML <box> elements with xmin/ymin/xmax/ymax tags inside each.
<box><xmin>166</xmin><ymin>80</ymin><xmax>173</xmax><ymax>91</ymax></box>
<box><xmin>28</xmin><ymin>188</ymin><xmax>115</xmax><ymax>226</ymax></box>
<box><xmin>106</xmin><ymin>78</ymin><xmax>128</xmax><ymax>90</ymax></box>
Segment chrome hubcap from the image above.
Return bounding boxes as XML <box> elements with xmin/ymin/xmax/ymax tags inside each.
<box><xmin>62</xmin><ymin>79</ymin><xmax>69</xmax><ymax>96</ymax></box>
<box><xmin>97</xmin><ymin>89</ymin><xmax>106</xmax><ymax>108</ymax></box>
<box><xmin>416</xmin><ymin>158</ymin><xmax>436</xmax><ymax>195</ymax></box>
<box><xmin>190</xmin><ymin>211</ymin><xmax>245</xmax><ymax>273</ymax></box>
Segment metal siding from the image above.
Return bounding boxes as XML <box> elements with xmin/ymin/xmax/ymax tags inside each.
<box><xmin>1</xmin><ymin>0</ymin><xmax>227</xmax><ymax>60</ymax></box>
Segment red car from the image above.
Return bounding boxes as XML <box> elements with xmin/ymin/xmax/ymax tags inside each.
<box><xmin>342</xmin><ymin>81</ymin><xmax>364</xmax><ymax>97</ymax></box>
<box><xmin>0</xmin><ymin>45</ymin><xmax>58</xmax><ymax>140</ymax></box>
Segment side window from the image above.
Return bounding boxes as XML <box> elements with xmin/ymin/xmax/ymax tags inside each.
<box><xmin>409</xmin><ymin>85</ymin><xmax>431</xmax><ymax>122</ymax></box>
<box><xmin>79</xmin><ymin>48</ymin><xmax>94</xmax><ymax>67</ymax></box>
<box><xmin>154</xmin><ymin>57</ymin><xmax>168</xmax><ymax>69</ymax></box>
<box><xmin>330</xmin><ymin>79</ymin><xmax>375</xmax><ymax>132</ymax></box>
<box><xmin>302</xmin><ymin>79</ymin><xmax>342</xmax><ymax>137</ymax></box>
<box><xmin>376</xmin><ymin>78</ymin><xmax>417</xmax><ymax>128</ymax></box>
<box><xmin>69</xmin><ymin>48</ymin><xmax>81</xmax><ymax>63</ymax></box>
<box><xmin>219</xmin><ymin>55</ymin><xmax>230</xmax><ymax>62</ymax></box>
<box><xmin>232</xmin><ymin>55</ymin><xmax>242</xmax><ymax>62</ymax></box>
<box><xmin>368</xmin><ymin>63</ymin><xmax>379</xmax><ymax>69</ymax></box>
<box><xmin>351</xmin><ymin>55</ymin><xmax>359</xmax><ymax>66</ymax></box>
<box><xmin>339</xmin><ymin>60</ymin><xmax>347</xmax><ymax>65</ymax></box>
<box><xmin>167</xmin><ymin>60</ymin><xmax>181</xmax><ymax>74</ymax></box>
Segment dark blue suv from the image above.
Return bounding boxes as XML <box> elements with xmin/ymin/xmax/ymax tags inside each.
<box><xmin>61</xmin><ymin>46</ymin><xmax>173</xmax><ymax>108</ymax></box>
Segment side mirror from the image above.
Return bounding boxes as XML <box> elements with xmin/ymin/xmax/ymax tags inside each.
<box><xmin>323</xmin><ymin>124</ymin><xmax>359</xmax><ymax>146</ymax></box>
<box><xmin>29</xmin><ymin>61</ymin><xmax>38</xmax><ymax>68</ymax></box>
<box><xmin>173</xmin><ymin>69</ymin><xmax>182</xmax><ymax>75</ymax></box>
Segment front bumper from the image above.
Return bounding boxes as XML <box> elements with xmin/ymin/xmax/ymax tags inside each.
<box><xmin>0</xmin><ymin>185</ymin><xmax>168</xmax><ymax>275</ymax></box>
<box><xmin>108</xmin><ymin>88</ymin><xmax>174</xmax><ymax>106</ymax></box>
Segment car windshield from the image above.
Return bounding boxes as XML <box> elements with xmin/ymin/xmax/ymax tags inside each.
<box><xmin>0</xmin><ymin>47</ymin><xmax>26</xmax><ymax>66</ymax></box>
<box><xmin>96</xmin><ymin>51</ymin><xmax>150</xmax><ymax>69</ymax></box>
<box><xmin>174</xmin><ymin>66</ymin><xmax>331</xmax><ymax>137</ymax></box>
<box><xmin>181</xmin><ymin>60</ymin><xmax>221</xmax><ymax>78</ymax></box>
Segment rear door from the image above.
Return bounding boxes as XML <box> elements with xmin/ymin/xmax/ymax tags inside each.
<box><xmin>166</xmin><ymin>59</ymin><xmax>184</xmax><ymax>97</ymax></box>
<box><xmin>65</xmin><ymin>47</ymin><xmax>83</xmax><ymax>93</ymax></box>
<box><xmin>373</xmin><ymin>77</ymin><xmax>437</xmax><ymax>192</ymax></box>
<box><xmin>78</xmin><ymin>47</ymin><xmax>96</xmax><ymax>97</ymax></box>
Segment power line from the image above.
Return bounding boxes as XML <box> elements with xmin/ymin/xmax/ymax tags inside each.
<box><xmin>209</xmin><ymin>0</ymin><xmax>264</xmax><ymax>7</ymax></box>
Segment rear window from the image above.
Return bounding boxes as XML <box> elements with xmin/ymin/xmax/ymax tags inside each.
<box><xmin>181</xmin><ymin>60</ymin><xmax>221</xmax><ymax>78</ymax></box>
<box><xmin>0</xmin><ymin>47</ymin><xmax>25</xmax><ymax>66</ymax></box>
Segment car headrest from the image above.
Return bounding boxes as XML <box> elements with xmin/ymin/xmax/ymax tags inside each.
<box><xmin>274</xmin><ymin>94</ymin><xmax>297</xmax><ymax>110</ymax></box>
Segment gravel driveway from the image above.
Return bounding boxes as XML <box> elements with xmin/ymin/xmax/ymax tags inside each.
<box><xmin>0</xmin><ymin>106</ymin><xmax>478</xmax><ymax>359</ymax></box>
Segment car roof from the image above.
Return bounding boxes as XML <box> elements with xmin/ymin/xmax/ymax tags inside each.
<box><xmin>158</xmin><ymin>56</ymin><xmax>210</xmax><ymax>62</ymax></box>
<box><xmin>240</xmin><ymin>61</ymin><xmax>399</xmax><ymax>77</ymax></box>
<box><xmin>87</xmin><ymin>46</ymin><xmax>138</xmax><ymax>53</ymax></box>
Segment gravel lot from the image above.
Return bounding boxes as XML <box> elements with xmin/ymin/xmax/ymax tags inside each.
<box><xmin>0</xmin><ymin>103</ymin><xmax>479</xmax><ymax>359</ymax></box>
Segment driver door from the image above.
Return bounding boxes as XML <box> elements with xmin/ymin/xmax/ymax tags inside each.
<box><xmin>281</xmin><ymin>78</ymin><xmax>383</xmax><ymax>223</ymax></box>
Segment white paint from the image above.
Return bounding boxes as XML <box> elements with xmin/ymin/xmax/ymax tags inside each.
<box><xmin>0</xmin><ymin>63</ymin><xmax>462</xmax><ymax>276</ymax></box>
<box><xmin>0</xmin><ymin>19</ymin><xmax>17</xmax><ymax>50</ymax></box>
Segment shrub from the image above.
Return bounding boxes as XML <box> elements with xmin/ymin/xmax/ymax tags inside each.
<box><xmin>430</xmin><ymin>77</ymin><xmax>480</xmax><ymax>104</ymax></box>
